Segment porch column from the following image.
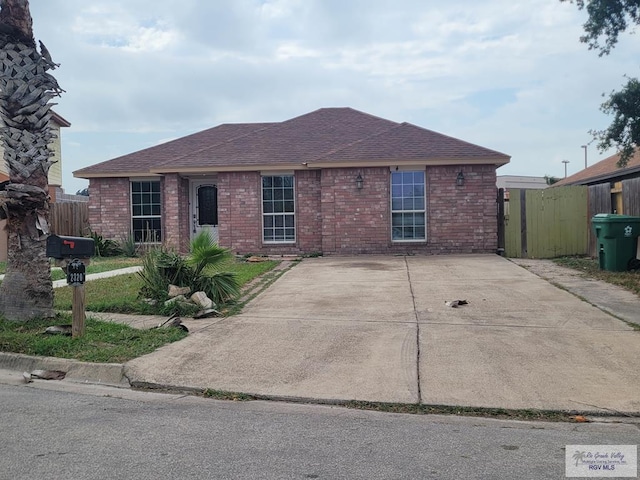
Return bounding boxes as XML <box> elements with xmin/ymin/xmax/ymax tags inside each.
<box><xmin>163</xmin><ymin>174</ymin><xmax>184</xmax><ymax>251</ymax></box>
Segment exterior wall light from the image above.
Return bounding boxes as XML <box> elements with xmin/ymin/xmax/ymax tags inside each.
<box><xmin>456</xmin><ymin>170</ymin><xmax>465</xmax><ymax>186</ymax></box>
<box><xmin>356</xmin><ymin>173</ymin><xmax>364</xmax><ymax>190</ymax></box>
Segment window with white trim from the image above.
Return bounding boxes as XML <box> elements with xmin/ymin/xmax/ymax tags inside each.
<box><xmin>131</xmin><ymin>180</ymin><xmax>162</xmax><ymax>242</ymax></box>
<box><xmin>262</xmin><ymin>175</ymin><xmax>295</xmax><ymax>242</ymax></box>
<box><xmin>391</xmin><ymin>171</ymin><xmax>426</xmax><ymax>241</ymax></box>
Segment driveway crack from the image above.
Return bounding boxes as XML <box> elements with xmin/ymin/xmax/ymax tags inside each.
<box><xmin>404</xmin><ymin>256</ymin><xmax>422</xmax><ymax>404</ymax></box>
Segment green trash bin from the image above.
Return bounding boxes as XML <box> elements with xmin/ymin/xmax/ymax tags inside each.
<box><xmin>592</xmin><ymin>214</ymin><xmax>640</xmax><ymax>271</ymax></box>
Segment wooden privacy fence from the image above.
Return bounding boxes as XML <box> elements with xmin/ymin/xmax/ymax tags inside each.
<box><xmin>49</xmin><ymin>202</ymin><xmax>90</xmax><ymax>237</ymax></box>
<box><xmin>503</xmin><ymin>186</ymin><xmax>588</xmax><ymax>258</ymax></box>
<box><xmin>587</xmin><ymin>177</ymin><xmax>640</xmax><ymax>256</ymax></box>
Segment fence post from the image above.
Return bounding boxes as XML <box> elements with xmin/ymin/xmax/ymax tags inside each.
<box><xmin>520</xmin><ymin>189</ymin><xmax>527</xmax><ymax>258</ymax></box>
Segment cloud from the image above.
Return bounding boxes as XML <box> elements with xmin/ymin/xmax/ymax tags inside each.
<box><xmin>22</xmin><ymin>0</ymin><xmax>640</xmax><ymax>191</ymax></box>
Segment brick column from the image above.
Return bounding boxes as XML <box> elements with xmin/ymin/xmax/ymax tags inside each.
<box><xmin>163</xmin><ymin>174</ymin><xmax>181</xmax><ymax>251</ymax></box>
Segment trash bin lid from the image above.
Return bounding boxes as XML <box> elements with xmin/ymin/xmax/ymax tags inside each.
<box><xmin>592</xmin><ymin>213</ymin><xmax>640</xmax><ymax>222</ymax></box>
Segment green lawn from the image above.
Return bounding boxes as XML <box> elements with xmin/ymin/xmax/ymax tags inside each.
<box><xmin>0</xmin><ymin>258</ymin><xmax>282</xmax><ymax>363</ymax></box>
<box><xmin>53</xmin><ymin>259</ymin><xmax>280</xmax><ymax>314</ymax></box>
<box><xmin>0</xmin><ymin>257</ymin><xmax>142</xmax><ymax>281</ymax></box>
<box><xmin>0</xmin><ymin>314</ymin><xmax>187</xmax><ymax>362</ymax></box>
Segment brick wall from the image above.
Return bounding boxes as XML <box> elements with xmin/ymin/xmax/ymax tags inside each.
<box><xmin>217</xmin><ymin>172</ymin><xmax>263</xmax><ymax>254</ymax></box>
<box><xmin>178</xmin><ymin>176</ymin><xmax>190</xmax><ymax>253</ymax></box>
<box><xmin>425</xmin><ymin>165</ymin><xmax>497</xmax><ymax>254</ymax></box>
<box><xmin>322</xmin><ymin>167</ymin><xmax>390</xmax><ymax>254</ymax></box>
<box><xmin>218</xmin><ymin>170</ymin><xmax>323</xmax><ymax>255</ymax></box>
<box><xmin>319</xmin><ymin>165</ymin><xmax>497</xmax><ymax>254</ymax></box>
<box><xmin>296</xmin><ymin>170</ymin><xmax>323</xmax><ymax>253</ymax></box>
<box><xmin>163</xmin><ymin>174</ymin><xmax>181</xmax><ymax>250</ymax></box>
<box><xmin>88</xmin><ymin>177</ymin><xmax>131</xmax><ymax>239</ymax></box>
<box><xmin>216</xmin><ymin>165</ymin><xmax>497</xmax><ymax>255</ymax></box>
<box><xmin>89</xmin><ymin>165</ymin><xmax>498</xmax><ymax>256</ymax></box>
<box><xmin>163</xmin><ymin>174</ymin><xmax>191</xmax><ymax>252</ymax></box>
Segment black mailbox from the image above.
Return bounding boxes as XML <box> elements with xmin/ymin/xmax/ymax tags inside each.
<box><xmin>46</xmin><ymin>235</ymin><xmax>95</xmax><ymax>259</ymax></box>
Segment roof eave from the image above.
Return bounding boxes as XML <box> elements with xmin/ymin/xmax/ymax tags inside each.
<box><xmin>309</xmin><ymin>157</ymin><xmax>510</xmax><ymax>168</ymax></box>
<box><xmin>73</xmin><ymin>171</ymin><xmax>162</xmax><ymax>179</ymax></box>
<box><xmin>51</xmin><ymin>111</ymin><xmax>71</xmax><ymax>127</ymax></box>
<box><xmin>79</xmin><ymin>156</ymin><xmax>510</xmax><ymax>177</ymax></box>
<box><xmin>560</xmin><ymin>164</ymin><xmax>640</xmax><ymax>186</ymax></box>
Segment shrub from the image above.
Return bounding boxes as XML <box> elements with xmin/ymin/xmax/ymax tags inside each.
<box><xmin>138</xmin><ymin>232</ymin><xmax>240</xmax><ymax>310</ymax></box>
<box><xmin>118</xmin><ymin>234</ymin><xmax>139</xmax><ymax>257</ymax></box>
<box><xmin>89</xmin><ymin>230</ymin><xmax>122</xmax><ymax>257</ymax></box>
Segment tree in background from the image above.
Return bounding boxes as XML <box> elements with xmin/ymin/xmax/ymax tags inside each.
<box><xmin>0</xmin><ymin>0</ymin><xmax>63</xmax><ymax>321</ymax></box>
<box><xmin>562</xmin><ymin>0</ymin><xmax>640</xmax><ymax>167</ymax></box>
<box><xmin>544</xmin><ymin>175</ymin><xmax>561</xmax><ymax>185</ymax></box>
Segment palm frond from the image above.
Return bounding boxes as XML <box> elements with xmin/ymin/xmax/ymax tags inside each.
<box><xmin>188</xmin><ymin>231</ymin><xmax>232</xmax><ymax>275</ymax></box>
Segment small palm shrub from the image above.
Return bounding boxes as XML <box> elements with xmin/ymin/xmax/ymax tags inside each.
<box><xmin>118</xmin><ymin>234</ymin><xmax>139</xmax><ymax>257</ymax></box>
<box><xmin>138</xmin><ymin>232</ymin><xmax>240</xmax><ymax>309</ymax></box>
<box><xmin>89</xmin><ymin>230</ymin><xmax>122</xmax><ymax>257</ymax></box>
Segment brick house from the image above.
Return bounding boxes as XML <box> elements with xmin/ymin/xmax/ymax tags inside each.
<box><xmin>74</xmin><ymin>108</ymin><xmax>510</xmax><ymax>255</ymax></box>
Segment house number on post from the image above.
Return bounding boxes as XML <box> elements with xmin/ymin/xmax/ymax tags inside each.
<box><xmin>66</xmin><ymin>259</ymin><xmax>86</xmax><ymax>286</ymax></box>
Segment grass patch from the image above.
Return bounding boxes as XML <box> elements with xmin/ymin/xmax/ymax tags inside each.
<box><xmin>180</xmin><ymin>389</ymin><xmax>585</xmax><ymax>422</ymax></box>
<box><xmin>203</xmin><ymin>389</ymin><xmax>257</xmax><ymax>401</ymax></box>
<box><xmin>553</xmin><ymin>256</ymin><xmax>640</xmax><ymax>296</ymax></box>
<box><xmin>0</xmin><ymin>257</ymin><xmax>142</xmax><ymax>281</ymax></box>
<box><xmin>227</xmin><ymin>259</ymin><xmax>279</xmax><ymax>285</ymax></box>
<box><xmin>49</xmin><ymin>257</ymin><xmax>143</xmax><ymax>281</ymax></box>
<box><xmin>54</xmin><ymin>258</ymin><xmax>280</xmax><ymax>314</ymax></box>
<box><xmin>54</xmin><ymin>274</ymin><xmax>147</xmax><ymax>313</ymax></box>
<box><xmin>343</xmin><ymin>401</ymin><xmax>575</xmax><ymax>422</ymax></box>
<box><xmin>0</xmin><ymin>313</ymin><xmax>187</xmax><ymax>363</ymax></box>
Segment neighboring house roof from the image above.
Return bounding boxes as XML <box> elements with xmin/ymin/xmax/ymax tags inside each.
<box><xmin>74</xmin><ymin>107</ymin><xmax>510</xmax><ymax>178</ymax></box>
<box><xmin>51</xmin><ymin>111</ymin><xmax>71</xmax><ymax>128</ymax></box>
<box><xmin>496</xmin><ymin>175</ymin><xmax>548</xmax><ymax>190</ymax></box>
<box><xmin>554</xmin><ymin>150</ymin><xmax>640</xmax><ymax>186</ymax></box>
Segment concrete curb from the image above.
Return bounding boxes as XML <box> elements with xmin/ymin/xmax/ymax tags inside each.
<box><xmin>125</xmin><ymin>380</ymin><xmax>640</xmax><ymax>419</ymax></box>
<box><xmin>0</xmin><ymin>352</ymin><xmax>129</xmax><ymax>387</ymax></box>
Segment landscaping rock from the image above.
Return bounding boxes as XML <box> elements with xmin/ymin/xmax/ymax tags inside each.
<box><xmin>168</xmin><ymin>285</ymin><xmax>191</xmax><ymax>298</ymax></box>
<box><xmin>190</xmin><ymin>291</ymin><xmax>215</xmax><ymax>310</ymax></box>
<box><xmin>164</xmin><ymin>295</ymin><xmax>187</xmax><ymax>306</ymax></box>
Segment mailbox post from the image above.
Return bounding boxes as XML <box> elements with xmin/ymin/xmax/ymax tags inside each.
<box><xmin>46</xmin><ymin>235</ymin><xmax>95</xmax><ymax>338</ymax></box>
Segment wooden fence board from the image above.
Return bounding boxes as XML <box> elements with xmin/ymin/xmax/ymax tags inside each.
<box><xmin>504</xmin><ymin>180</ymin><xmax>640</xmax><ymax>259</ymax></box>
<box><xmin>49</xmin><ymin>202</ymin><xmax>89</xmax><ymax>237</ymax></box>
<box><xmin>504</xmin><ymin>188</ymin><xmax>522</xmax><ymax>257</ymax></box>
<box><xmin>535</xmin><ymin>186</ymin><xmax>587</xmax><ymax>258</ymax></box>
<box><xmin>623</xmin><ymin>178</ymin><xmax>640</xmax><ymax>216</ymax></box>
<box><xmin>504</xmin><ymin>186</ymin><xmax>588</xmax><ymax>258</ymax></box>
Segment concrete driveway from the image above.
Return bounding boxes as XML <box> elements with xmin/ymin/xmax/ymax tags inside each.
<box><xmin>125</xmin><ymin>255</ymin><xmax>640</xmax><ymax>412</ymax></box>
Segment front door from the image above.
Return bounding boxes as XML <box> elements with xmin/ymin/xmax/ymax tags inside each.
<box><xmin>191</xmin><ymin>180</ymin><xmax>219</xmax><ymax>244</ymax></box>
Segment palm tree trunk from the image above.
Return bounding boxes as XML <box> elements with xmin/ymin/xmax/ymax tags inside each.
<box><xmin>0</xmin><ymin>0</ymin><xmax>63</xmax><ymax>321</ymax></box>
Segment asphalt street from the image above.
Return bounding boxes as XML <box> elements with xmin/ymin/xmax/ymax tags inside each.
<box><xmin>0</xmin><ymin>379</ymin><xmax>638</xmax><ymax>480</ymax></box>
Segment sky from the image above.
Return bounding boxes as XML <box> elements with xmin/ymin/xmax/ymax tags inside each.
<box><xmin>24</xmin><ymin>0</ymin><xmax>640</xmax><ymax>193</ymax></box>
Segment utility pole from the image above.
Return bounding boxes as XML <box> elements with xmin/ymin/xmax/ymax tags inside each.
<box><xmin>562</xmin><ymin>159</ymin><xmax>570</xmax><ymax>178</ymax></box>
<box><xmin>581</xmin><ymin>145</ymin><xmax>587</xmax><ymax>169</ymax></box>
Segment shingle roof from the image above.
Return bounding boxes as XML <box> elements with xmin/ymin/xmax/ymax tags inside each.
<box><xmin>314</xmin><ymin>122</ymin><xmax>509</xmax><ymax>164</ymax></box>
<box><xmin>554</xmin><ymin>150</ymin><xmax>640</xmax><ymax>186</ymax></box>
<box><xmin>74</xmin><ymin>107</ymin><xmax>510</xmax><ymax>177</ymax></box>
<box><xmin>74</xmin><ymin>122</ymin><xmax>274</xmax><ymax>176</ymax></box>
<box><xmin>157</xmin><ymin>107</ymin><xmax>398</xmax><ymax>170</ymax></box>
